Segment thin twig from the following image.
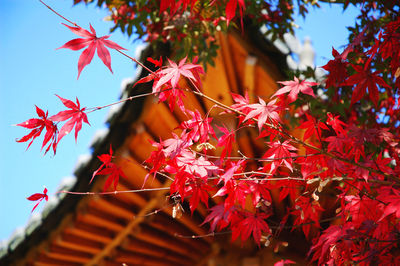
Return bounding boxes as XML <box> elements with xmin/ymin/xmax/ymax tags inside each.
<box><xmin>39</xmin><ymin>0</ymin><xmax>77</xmax><ymax>26</ymax></box>
<box><xmin>58</xmin><ymin>187</ymin><xmax>170</xmax><ymax>195</ymax></box>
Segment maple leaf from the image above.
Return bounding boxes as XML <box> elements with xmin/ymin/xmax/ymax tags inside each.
<box><xmin>201</xmin><ymin>204</ymin><xmax>234</xmax><ymax>232</ymax></box>
<box><xmin>309</xmin><ymin>225</ymin><xmax>344</xmax><ymax>265</ymax></box>
<box><xmin>162</xmin><ymin>132</ymin><xmax>192</xmax><ymax>159</ymax></box>
<box><xmin>274</xmin><ymin>259</ymin><xmax>295</xmax><ymax>266</ymax></box>
<box><xmin>272</xmin><ymin>77</ymin><xmax>318</xmax><ymax>103</ymax></box>
<box><xmin>292</xmin><ymin>196</ymin><xmax>324</xmax><ymax>239</ymax></box>
<box><xmin>147</xmin><ymin>56</ymin><xmax>163</xmax><ymax>68</ymax></box>
<box><xmin>226</xmin><ymin>0</ymin><xmax>245</xmax><ymax>27</ymax></box>
<box><xmin>16</xmin><ymin>105</ymin><xmax>58</xmax><ymax>154</ymax></box>
<box><xmin>90</xmin><ymin>145</ymin><xmax>114</xmax><ymax>184</ymax></box>
<box><xmin>214</xmin><ymin>180</ymin><xmax>248</xmax><ymax>211</ymax></box>
<box><xmin>58</xmin><ymin>23</ymin><xmax>127</xmax><ymax>79</ymax></box>
<box><xmin>27</xmin><ymin>187</ymin><xmax>48</xmax><ymax>212</ymax></box>
<box><xmin>176</xmin><ymin>150</ymin><xmax>219</xmax><ymax>179</ymax></box>
<box><xmin>153</xmin><ymin>57</ymin><xmax>204</xmax><ymax>91</ymax></box>
<box><xmin>298</xmin><ymin>113</ymin><xmax>329</xmax><ymax>141</ymax></box>
<box><xmin>180</xmin><ymin>110</ymin><xmax>215</xmax><ymax>143</ymax></box>
<box><xmin>160</xmin><ymin>0</ymin><xmax>199</xmax><ymax>15</ymax></box>
<box><xmin>263</xmin><ymin>140</ymin><xmax>297</xmax><ymax>173</ymax></box>
<box><xmin>98</xmin><ymin>164</ymin><xmax>127</xmax><ymax>191</ymax></box>
<box><xmin>216</xmin><ymin>125</ymin><xmax>235</xmax><ymax>160</ymax></box>
<box><xmin>186</xmin><ymin>181</ymin><xmax>212</xmax><ymax>212</ymax></box>
<box><xmin>244</xmin><ymin>98</ymin><xmax>282</xmax><ymax>131</ymax></box>
<box><xmin>50</xmin><ymin>95</ymin><xmax>90</xmax><ymax>143</ymax></box>
<box><xmin>322</xmin><ymin>47</ymin><xmax>348</xmax><ymax>88</ymax></box>
<box><xmin>219</xmin><ymin>160</ymin><xmax>244</xmax><ymax>184</ymax></box>
<box><xmin>343</xmin><ymin>63</ymin><xmax>390</xmax><ymax>106</ymax></box>
<box><xmin>377</xmin><ymin>188</ymin><xmax>400</xmax><ymax>221</ymax></box>
<box><xmin>91</xmin><ymin>146</ymin><xmax>127</xmax><ymax>191</ymax></box>
<box><xmin>326</xmin><ymin>113</ymin><xmax>347</xmax><ymax>135</ymax></box>
<box><xmin>231</xmin><ymin>212</ymin><xmax>271</xmax><ymax>246</ymax></box>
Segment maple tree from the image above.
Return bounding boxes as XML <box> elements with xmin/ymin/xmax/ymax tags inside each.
<box><xmin>15</xmin><ymin>0</ymin><xmax>400</xmax><ymax>265</ymax></box>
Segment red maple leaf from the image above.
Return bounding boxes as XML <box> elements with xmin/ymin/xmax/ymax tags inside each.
<box><xmin>186</xmin><ymin>181</ymin><xmax>212</xmax><ymax>213</ymax></box>
<box><xmin>153</xmin><ymin>57</ymin><xmax>204</xmax><ymax>91</ymax></box>
<box><xmin>160</xmin><ymin>0</ymin><xmax>199</xmax><ymax>14</ymax></box>
<box><xmin>201</xmin><ymin>204</ymin><xmax>234</xmax><ymax>232</ymax></box>
<box><xmin>216</xmin><ymin>125</ymin><xmax>235</xmax><ymax>160</ymax></box>
<box><xmin>309</xmin><ymin>225</ymin><xmax>344</xmax><ymax>265</ymax></box>
<box><xmin>91</xmin><ymin>146</ymin><xmax>127</xmax><ymax>191</ymax></box>
<box><xmin>58</xmin><ymin>23</ymin><xmax>127</xmax><ymax>79</ymax></box>
<box><xmin>326</xmin><ymin>113</ymin><xmax>347</xmax><ymax>135</ymax></box>
<box><xmin>90</xmin><ymin>145</ymin><xmax>114</xmax><ymax>184</ymax></box>
<box><xmin>378</xmin><ymin>188</ymin><xmax>400</xmax><ymax>221</ymax></box>
<box><xmin>50</xmin><ymin>95</ymin><xmax>90</xmax><ymax>143</ymax></box>
<box><xmin>292</xmin><ymin>196</ymin><xmax>324</xmax><ymax>239</ymax></box>
<box><xmin>322</xmin><ymin>47</ymin><xmax>348</xmax><ymax>88</ymax></box>
<box><xmin>343</xmin><ymin>63</ymin><xmax>390</xmax><ymax>106</ymax></box>
<box><xmin>16</xmin><ymin>105</ymin><xmax>58</xmax><ymax>154</ymax></box>
<box><xmin>226</xmin><ymin>0</ymin><xmax>245</xmax><ymax>27</ymax></box>
<box><xmin>297</xmin><ymin>113</ymin><xmax>329</xmax><ymax>141</ymax></box>
<box><xmin>272</xmin><ymin>77</ymin><xmax>318</xmax><ymax>103</ymax></box>
<box><xmin>231</xmin><ymin>212</ymin><xmax>271</xmax><ymax>246</ymax></box>
<box><xmin>27</xmin><ymin>187</ymin><xmax>48</xmax><ymax>212</ymax></box>
<box><xmin>263</xmin><ymin>140</ymin><xmax>297</xmax><ymax>173</ymax></box>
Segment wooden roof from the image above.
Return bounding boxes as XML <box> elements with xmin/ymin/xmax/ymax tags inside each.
<box><xmin>0</xmin><ymin>29</ymin><xmax>313</xmax><ymax>266</ymax></box>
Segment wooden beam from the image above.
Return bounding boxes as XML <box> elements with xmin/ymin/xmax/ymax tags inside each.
<box><xmin>218</xmin><ymin>32</ymin><xmax>239</xmax><ymax>94</ymax></box>
<box><xmin>85</xmin><ymin>180</ymin><xmax>172</xmax><ymax>266</ymax></box>
<box><xmin>124</xmin><ymin>237</ymin><xmax>194</xmax><ymax>265</ymax></box>
<box><xmin>116</xmin><ymin>249</ymin><xmax>187</xmax><ymax>266</ymax></box>
<box><xmin>135</xmin><ymin>225</ymin><xmax>202</xmax><ymax>259</ymax></box>
<box><xmin>55</xmin><ymin>235</ymin><xmax>102</xmax><ymax>254</ymax></box>
<box><xmin>142</xmin><ymin>100</ymin><xmax>181</xmax><ymax>140</ymax></box>
<box><xmin>149</xmin><ymin>214</ymin><xmax>210</xmax><ymax>250</ymax></box>
<box><xmin>77</xmin><ymin>209</ymin><xmax>125</xmax><ymax>232</ymax></box>
<box><xmin>44</xmin><ymin>245</ymin><xmax>92</xmax><ymax>264</ymax></box>
<box><xmin>64</xmin><ymin>222</ymin><xmax>113</xmax><ymax>244</ymax></box>
<box><xmin>88</xmin><ymin>196</ymin><xmax>134</xmax><ymax>221</ymax></box>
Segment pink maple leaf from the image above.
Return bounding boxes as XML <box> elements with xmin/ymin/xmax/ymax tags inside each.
<box><xmin>272</xmin><ymin>77</ymin><xmax>318</xmax><ymax>103</ymax></box>
<box><xmin>50</xmin><ymin>95</ymin><xmax>90</xmax><ymax>143</ymax></box>
<box><xmin>274</xmin><ymin>259</ymin><xmax>296</xmax><ymax>266</ymax></box>
<box><xmin>244</xmin><ymin>98</ymin><xmax>282</xmax><ymax>131</ymax></box>
<box><xmin>58</xmin><ymin>23</ymin><xmax>127</xmax><ymax>79</ymax></box>
<box><xmin>153</xmin><ymin>57</ymin><xmax>204</xmax><ymax>91</ymax></box>
<box><xmin>27</xmin><ymin>187</ymin><xmax>48</xmax><ymax>212</ymax></box>
<box><xmin>201</xmin><ymin>204</ymin><xmax>234</xmax><ymax>232</ymax></box>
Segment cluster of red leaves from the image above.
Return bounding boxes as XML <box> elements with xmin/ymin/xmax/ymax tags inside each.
<box><xmin>24</xmin><ymin>2</ymin><xmax>400</xmax><ymax>265</ymax></box>
<box><xmin>159</xmin><ymin>0</ymin><xmax>245</xmax><ymax>26</ymax></box>
<box><xmin>136</xmin><ymin>56</ymin><xmax>204</xmax><ymax>111</ymax></box>
<box><xmin>16</xmin><ymin>95</ymin><xmax>89</xmax><ymax>155</ymax></box>
<box><xmin>143</xmin><ymin>62</ymin><xmax>400</xmax><ymax>264</ymax></box>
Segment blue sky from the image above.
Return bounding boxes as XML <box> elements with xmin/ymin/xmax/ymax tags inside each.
<box><xmin>0</xmin><ymin>1</ymin><xmax>359</xmax><ymax>241</ymax></box>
